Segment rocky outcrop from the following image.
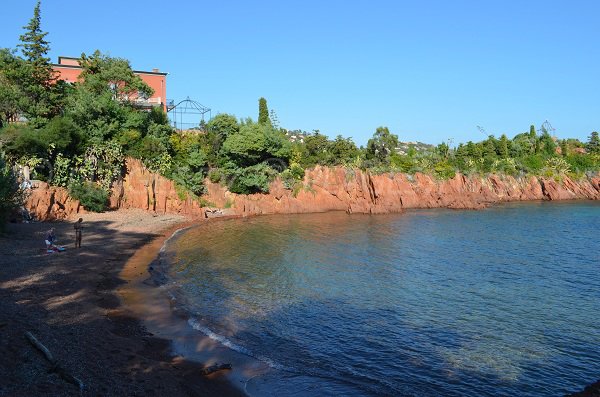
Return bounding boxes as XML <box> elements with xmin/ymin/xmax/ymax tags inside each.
<box><xmin>205</xmin><ymin>168</ymin><xmax>598</xmax><ymax>217</ymax></box>
<box><xmin>109</xmin><ymin>159</ymin><xmax>205</xmax><ymax>218</ymax></box>
<box><xmin>25</xmin><ymin>158</ymin><xmax>600</xmax><ymax>220</ymax></box>
<box><xmin>24</xmin><ymin>182</ymin><xmax>85</xmax><ymax>221</ymax></box>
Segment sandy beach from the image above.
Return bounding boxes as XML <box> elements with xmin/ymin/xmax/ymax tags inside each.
<box><xmin>0</xmin><ymin>209</ymin><xmax>247</xmax><ymax>396</ymax></box>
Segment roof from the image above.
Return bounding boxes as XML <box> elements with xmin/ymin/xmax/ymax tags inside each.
<box><xmin>53</xmin><ymin>56</ymin><xmax>168</xmax><ymax>76</ymax></box>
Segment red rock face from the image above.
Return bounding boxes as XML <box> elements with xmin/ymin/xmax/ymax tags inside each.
<box><xmin>25</xmin><ymin>158</ymin><xmax>599</xmax><ymax>221</ymax></box>
<box><xmin>25</xmin><ymin>182</ymin><xmax>85</xmax><ymax>221</ymax></box>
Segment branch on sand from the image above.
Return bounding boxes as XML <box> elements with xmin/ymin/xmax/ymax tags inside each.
<box><xmin>200</xmin><ymin>362</ymin><xmax>232</xmax><ymax>376</ymax></box>
<box><xmin>25</xmin><ymin>331</ymin><xmax>85</xmax><ymax>391</ymax></box>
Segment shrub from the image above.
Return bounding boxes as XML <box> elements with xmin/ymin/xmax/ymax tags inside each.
<box><xmin>433</xmin><ymin>161</ymin><xmax>456</xmax><ymax>180</ymax></box>
<box><xmin>208</xmin><ymin>169</ymin><xmax>222</xmax><ymax>183</ymax></box>
<box><xmin>226</xmin><ymin>163</ymin><xmax>277</xmax><ymax>194</ymax></box>
<box><xmin>68</xmin><ymin>181</ymin><xmax>109</xmax><ymax>212</ymax></box>
<box><xmin>519</xmin><ymin>154</ymin><xmax>545</xmax><ymax>174</ymax></box>
<box><xmin>0</xmin><ymin>156</ymin><xmax>23</xmax><ymax>228</ymax></box>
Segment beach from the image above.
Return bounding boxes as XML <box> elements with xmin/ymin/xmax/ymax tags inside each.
<box><xmin>0</xmin><ymin>209</ymin><xmax>246</xmax><ymax>396</ymax></box>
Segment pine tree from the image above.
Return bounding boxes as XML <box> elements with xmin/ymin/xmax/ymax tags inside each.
<box><xmin>529</xmin><ymin>124</ymin><xmax>537</xmax><ymax>154</ymax></box>
<box><xmin>17</xmin><ymin>1</ymin><xmax>59</xmax><ymax>124</ymax></box>
<box><xmin>258</xmin><ymin>97</ymin><xmax>270</xmax><ymax>125</ymax></box>
<box><xmin>498</xmin><ymin>134</ymin><xmax>509</xmax><ymax>158</ymax></box>
<box><xmin>560</xmin><ymin>139</ymin><xmax>568</xmax><ymax>157</ymax></box>
<box><xmin>587</xmin><ymin>131</ymin><xmax>600</xmax><ymax>154</ymax></box>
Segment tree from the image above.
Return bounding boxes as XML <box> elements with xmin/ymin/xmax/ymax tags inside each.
<box><xmin>66</xmin><ymin>51</ymin><xmax>154</xmax><ymax>144</ymax></box>
<box><xmin>302</xmin><ymin>133</ymin><xmax>330</xmax><ymax>166</ymax></box>
<box><xmin>483</xmin><ymin>135</ymin><xmax>497</xmax><ymax>157</ymax></box>
<box><xmin>16</xmin><ymin>0</ymin><xmax>63</xmax><ymax>124</ymax></box>
<box><xmin>220</xmin><ymin>121</ymin><xmax>290</xmax><ymax>168</ymax></box>
<box><xmin>539</xmin><ymin>130</ymin><xmax>557</xmax><ymax>155</ymax></box>
<box><xmin>0</xmin><ymin>49</ymin><xmax>24</xmax><ymax>127</ymax></box>
<box><xmin>0</xmin><ymin>155</ymin><xmax>23</xmax><ymax>228</ymax></box>
<box><xmin>436</xmin><ymin>142</ymin><xmax>449</xmax><ymax>159</ymax></box>
<box><xmin>328</xmin><ymin>135</ymin><xmax>359</xmax><ymax>165</ymax></box>
<box><xmin>560</xmin><ymin>139</ymin><xmax>568</xmax><ymax>157</ymax></box>
<box><xmin>366</xmin><ymin>126</ymin><xmax>399</xmax><ymax>165</ymax></box>
<box><xmin>207</xmin><ymin>113</ymin><xmax>239</xmax><ymax>140</ymax></box>
<box><xmin>529</xmin><ymin>125</ymin><xmax>538</xmax><ymax>154</ymax></box>
<box><xmin>587</xmin><ymin>131</ymin><xmax>600</xmax><ymax>154</ymax></box>
<box><xmin>78</xmin><ymin>51</ymin><xmax>153</xmax><ymax>99</ymax></box>
<box><xmin>497</xmin><ymin>134</ymin><xmax>509</xmax><ymax>158</ymax></box>
<box><xmin>258</xmin><ymin>97</ymin><xmax>270</xmax><ymax>125</ymax></box>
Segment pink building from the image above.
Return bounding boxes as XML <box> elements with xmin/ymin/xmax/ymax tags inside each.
<box><xmin>52</xmin><ymin>56</ymin><xmax>168</xmax><ymax>112</ymax></box>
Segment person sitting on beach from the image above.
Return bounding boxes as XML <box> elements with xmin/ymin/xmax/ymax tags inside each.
<box><xmin>45</xmin><ymin>228</ymin><xmax>57</xmax><ymax>252</ymax></box>
<box><xmin>45</xmin><ymin>228</ymin><xmax>65</xmax><ymax>252</ymax></box>
<box><xmin>74</xmin><ymin>218</ymin><xmax>83</xmax><ymax>248</ymax></box>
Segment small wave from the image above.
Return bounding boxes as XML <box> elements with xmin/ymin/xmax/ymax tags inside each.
<box><xmin>187</xmin><ymin>317</ymin><xmax>289</xmax><ymax>371</ymax></box>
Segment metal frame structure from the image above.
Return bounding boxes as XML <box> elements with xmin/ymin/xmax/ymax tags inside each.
<box><xmin>166</xmin><ymin>97</ymin><xmax>211</xmax><ymax>131</ymax></box>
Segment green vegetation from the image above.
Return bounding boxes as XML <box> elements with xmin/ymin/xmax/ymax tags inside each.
<box><xmin>68</xmin><ymin>181</ymin><xmax>109</xmax><ymax>212</ymax></box>
<box><xmin>0</xmin><ymin>1</ymin><xmax>598</xmax><ymax>222</ymax></box>
<box><xmin>0</xmin><ymin>155</ymin><xmax>23</xmax><ymax>228</ymax></box>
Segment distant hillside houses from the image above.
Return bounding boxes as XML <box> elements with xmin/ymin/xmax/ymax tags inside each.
<box><xmin>395</xmin><ymin>141</ymin><xmax>434</xmax><ymax>155</ymax></box>
<box><xmin>284</xmin><ymin>129</ymin><xmax>309</xmax><ymax>143</ymax></box>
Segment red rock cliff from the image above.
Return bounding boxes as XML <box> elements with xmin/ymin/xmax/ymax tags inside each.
<box><xmin>25</xmin><ymin>158</ymin><xmax>600</xmax><ymax>220</ymax></box>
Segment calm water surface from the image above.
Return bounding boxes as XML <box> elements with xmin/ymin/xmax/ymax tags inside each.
<box><xmin>164</xmin><ymin>201</ymin><xmax>600</xmax><ymax>396</ymax></box>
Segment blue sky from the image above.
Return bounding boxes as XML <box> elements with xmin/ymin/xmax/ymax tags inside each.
<box><xmin>1</xmin><ymin>0</ymin><xmax>599</xmax><ymax>146</ymax></box>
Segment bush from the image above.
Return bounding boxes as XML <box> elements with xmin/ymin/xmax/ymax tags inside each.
<box><xmin>566</xmin><ymin>154</ymin><xmax>598</xmax><ymax>173</ymax></box>
<box><xmin>519</xmin><ymin>154</ymin><xmax>545</xmax><ymax>174</ymax></box>
<box><xmin>433</xmin><ymin>161</ymin><xmax>456</xmax><ymax>180</ymax></box>
<box><xmin>208</xmin><ymin>168</ymin><xmax>222</xmax><ymax>183</ymax></box>
<box><xmin>68</xmin><ymin>181</ymin><xmax>109</xmax><ymax>212</ymax></box>
<box><xmin>226</xmin><ymin>163</ymin><xmax>277</xmax><ymax>194</ymax></box>
<box><xmin>0</xmin><ymin>156</ymin><xmax>23</xmax><ymax>228</ymax></box>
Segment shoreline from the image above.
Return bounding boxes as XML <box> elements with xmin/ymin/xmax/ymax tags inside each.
<box><xmin>0</xmin><ymin>209</ymin><xmax>246</xmax><ymax>396</ymax></box>
<box><xmin>118</xmin><ymin>217</ymin><xmax>274</xmax><ymax>396</ymax></box>
<box><xmin>118</xmin><ymin>203</ymin><xmax>600</xmax><ymax>397</ymax></box>
<box><xmin>2</xmin><ymin>204</ymin><xmax>598</xmax><ymax>396</ymax></box>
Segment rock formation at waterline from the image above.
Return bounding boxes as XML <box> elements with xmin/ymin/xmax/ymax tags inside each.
<box><xmin>25</xmin><ymin>158</ymin><xmax>600</xmax><ymax>221</ymax></box>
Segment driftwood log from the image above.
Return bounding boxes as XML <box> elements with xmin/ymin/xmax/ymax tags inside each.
<box><xmin>200</xmin><ymin>363</ymin><xmax>232</xmax><ymax>376</ymax></box>
<box><xmin>25</xmin><ymin>331</ymin><xmax>84</xmax><ymax>391</ymax></box>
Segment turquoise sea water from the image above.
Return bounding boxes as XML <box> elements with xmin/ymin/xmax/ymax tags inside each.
<box><xmin>164</xmin><ymin>202</ymin><xmax>600</xmax><ymax>396</ymax></box>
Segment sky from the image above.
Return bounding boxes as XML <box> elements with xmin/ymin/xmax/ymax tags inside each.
<box><xmin>1</xmin><ymin>0</ymin><xmax>599</xmax><ymax>146</ymax></box>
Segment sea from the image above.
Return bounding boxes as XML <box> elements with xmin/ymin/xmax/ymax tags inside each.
<box><xmin>161</xmin><ymin>201</ymin><xmax>600</xmax><ymax>396</ymax></box>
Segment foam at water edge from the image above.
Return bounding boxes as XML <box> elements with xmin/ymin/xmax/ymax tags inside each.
<box><xmin>160</xmin><ymin>227</ymin><xmax>189</xmax><ymax>254</ymax></box>
<box><xmin>187</xmin><ymin>317</ymin><xmax>288</xmax><ymax>371</ymax></box>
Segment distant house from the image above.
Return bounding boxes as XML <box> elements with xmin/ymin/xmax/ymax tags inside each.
<box><xmin>52</xmin><ymin>56</ymin><xmax>168</xmax><ymax>112</ymax></box>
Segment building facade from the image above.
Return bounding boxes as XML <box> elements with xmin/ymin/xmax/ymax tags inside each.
<box><xmin>52</xmin><ymin>56</ymin><xmax>168</xmax><ymax>112</ymax></box>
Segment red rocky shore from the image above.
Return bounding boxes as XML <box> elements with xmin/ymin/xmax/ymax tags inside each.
<box><xmin>25</xmin><ymin>158</ymin><xmax>600</xmax><ymax>221</ymax></box>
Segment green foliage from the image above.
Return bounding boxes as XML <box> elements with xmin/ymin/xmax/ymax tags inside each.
<box><xmin>50</xmin><ymin>153</ymin><xmax>71</xmax><ymax>186</ymax></box>
<box><xmin>0</xmin><ymin>49</ymin><xmax>25</xmax><ymax>126</ymax></box>
<box><xmin>258</xmin><ymin>97</ymin><xmax>270</xmax><ymax>125</ymax></box>
<box><xmin>366</xmin><ymin>126</ymin><xmax>399</xmax><ymax>165</ymax></box>
<box><xmin>207</xmin><ymin>113</ymin><xmax>239</xmax><ymax>140</ymax></box>
<box><xmin>519</xmin><ymin>154</ymin><xmax>545</xmax><ymax>173</ymax></box>
<box><xmin>14</xmin><ymin>1</ymin><xmax>65</xmax><ymax>125</ymax></box>
<box><xmin>208</xmin><ymin>169</ymin><xmax>222</xmax><ymax>183</ymax></box>
<box><xmin>68</xmin><ymin>181</ymin><xmax>109</xmax><ymax>212</ymax></box>
<box><xmin>300</xmin><ymin>133</ymin><xmax>330</xmax><ymax>167</ymax></box>
<box><xmin>587</xmin><ymin>131</ymin><xmax>600</xmax><ymax>154</ymax></box>
<box><xmin>545</xmin><ymin>157</ymin><xmax>571</xmax><ymax>175</ymax></box>
<box><xmin>281</xmin><ymin>163</ymin><xmax>305</xmax><ymax>189</ymax></box>
<box><xmin>226</xmin><ymin>163</ymin><xmax>278</xmax><ymax>194</ymax></box>
<box><xmin>0</xmin><ymin>155</ymin><xmax>24</xmax><ymax>228</ymax></box>
<box><xmin>539</xmin><ymin>130</ymin><xmax>557</xmax><ymax>155</ymax></box>
<box><xmin>220</xmin><ymin>121</ymin><xmax>290</xmax><ymax>168</ymax></box>
<box><xmin>497</xmin><ymin>134</ymin><xmax>510</xmax><ymax>158</ymax></box>
<box><xmin>329</xmin><ymin>135</ymin><xmax>359</xmax><ymax>165</ymax></box>
<box><xmin>197</xmin><ymin>197</ymin><xmax>216</xmax><ymax>208</ymax></box>
<box><xmin>433</xmin><ymin>160</ymin><xmax>456</xmax><ymax>180</ymax></box>
<box><xmin>566</xmin><ymin>154</ymin><xmax>599</xmax><ymax>173</ymax></box>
